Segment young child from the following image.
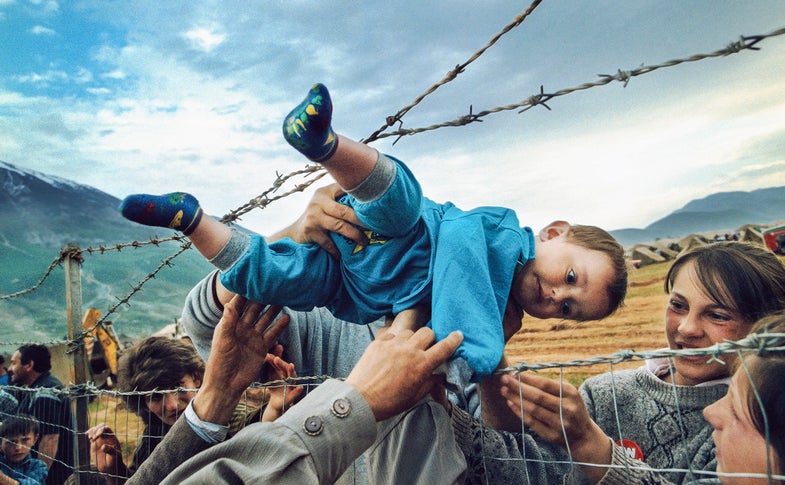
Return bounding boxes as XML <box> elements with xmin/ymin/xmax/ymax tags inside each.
<box><xmin>0</xmin><ymin>414</ymin><xmax>48</xmax><ymax>485</ymax></box>
<box><xmin>120</xmin><ymin>83</ymin><xmax>628</xmax><ymax>380</ymax></box>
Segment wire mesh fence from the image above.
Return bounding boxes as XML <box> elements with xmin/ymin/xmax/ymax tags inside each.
<box><xmin>1</xmin><ymin>4</ymin><xmax>784</xmax><ymax>482</ymax></box>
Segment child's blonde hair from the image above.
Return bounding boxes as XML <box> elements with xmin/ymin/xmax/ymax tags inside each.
<box><xmin>567</xmin><ymin>224</ymin><xmax>628</xmax><ymax>319</ymax></box>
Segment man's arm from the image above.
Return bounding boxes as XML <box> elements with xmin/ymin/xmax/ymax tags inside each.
<box><xmin>128</xmin><ymin>297</ymin><xmax>290</xmax><ymax>484</ymax></box>
<box><xmin>160</xmin><ymin>310</ymin><xmax>462</xmax><ymax>484</ymax></box>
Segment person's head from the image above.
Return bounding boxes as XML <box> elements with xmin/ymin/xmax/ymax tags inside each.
<box><xmin>511</xmin><ymin>221</ymin><xmax>627</xmax><ymax>321</ymax></box>
<box><xmin>663</xmin><ymin>241</ymin><xmax>785</xmax><ymax>386</ymax></box>
<box><xmin>9</xmin><ymin>344</ymin><xmax>51</xmax><ymax>386</ymax></box>
<box><xmin>0</xmin><ymin>414</ymin><xmax>40</xmax><ymax>465</ymax></box>
<box><xmin>703</xmin><ymin>312</ymin><xmax>785</xmax><ymax>484</ymax></box>
<box><xmin>117</xmin><ymin>336</ymin><xmax>204</xmax><ymax>426</ymax></box>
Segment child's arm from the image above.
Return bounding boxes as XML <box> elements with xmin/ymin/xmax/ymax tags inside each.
<box><xmin>261</xmin><ymin>354</ymin><xmax>304</xmax><ymax>422</ymax></box>
<box><xmin>479</xmin><ymin>301</ymin><xmax>526</xmax><ymax>430</ymax></box>
<box><xmin>0</xmin><ymin>470</ymin><xmax>19</xmax><ymax>485</ymax></box>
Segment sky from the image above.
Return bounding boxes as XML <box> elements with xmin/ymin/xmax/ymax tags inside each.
<box><xmin>1</xmin><ymin>0</ymin><xmax>784</xmax><ymax>236</ymax></box>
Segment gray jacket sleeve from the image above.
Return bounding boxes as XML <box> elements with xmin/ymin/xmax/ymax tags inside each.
<box><xmin>180</xmin><ymin>270</ymin><xmax>224</xmax><ymax>361</ymax></box>
<box><xmin>126</xmin><ymin>418</ymin><xmax>211</xmax><ymax>485</ymax></box>
<box><xmin>160</xmin><ymin>379</ymin><xmax>376</xmax><ymax>485</ymax></box>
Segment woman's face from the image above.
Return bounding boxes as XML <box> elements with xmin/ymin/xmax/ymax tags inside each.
<box><xmin>144</xmin><ymin>374</ymin><xmax>200</xmax><ymax>425</ymax></box>
<box><xmin>704</xmin><ymin>366</ymin><xmax>779</xmax><ymax>484</ymax></box>
<box><xmin>664</xmin><ymin>260</ymin><xmax>751</xmax><ymax>386</ymax></box>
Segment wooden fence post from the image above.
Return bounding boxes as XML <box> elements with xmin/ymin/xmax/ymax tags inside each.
<box><xmin>63</xmin><ymin>243</ymin><xmax>89</xmax><ymax>483</ymax></box>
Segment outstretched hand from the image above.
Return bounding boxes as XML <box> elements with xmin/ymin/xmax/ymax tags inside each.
<box><xmin>261</xmin><ymin>353</ymin><xmax>305</xmax><ymax>422</ymax></box>
<box><xmin>270</xmin><ymin>183</ymin><xmax>368</xmax><ymax>259</ymax></box>
<box><xmin>193</xmin><ymin>296</ymin><xmax>290</xmax><ymax>424</ymax></box>
<box><xmin>346</xmin><ymin>308</ymin><xmax>462</xmax><ymax>421</ymax></box>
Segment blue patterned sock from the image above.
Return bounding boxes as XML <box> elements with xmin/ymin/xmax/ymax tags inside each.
<box><xmin>282</xmin><ymin>83</ymin><xmax>338</xmax><ymax>162</ymax></box>
<box><xmin>119</xmin><ymin>192</ymin><xmax>203</xmax><ymax>235</ymax></box>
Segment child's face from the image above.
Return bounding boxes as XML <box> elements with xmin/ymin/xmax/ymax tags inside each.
<box><xmin>703</xmin><ymin>366</ymin><xmax>777</xmax><ymax>484</ymax></box>
<box><xmin>1</xmin><ymin>432</ymin><xmax>36</xmax><ymax>464</ymax></box>
<box><xmin>663</xmin><ymin>260</ymin><xmax>750</xmax><ymax>386</ymax></box>
<box><xmin>144</xmin><ymin>374</ymin><xmax>200</xmax><ymax>425</ymax></box>
<box><xmin>511</xmin><ymin>231</ymin><xmax>613</xmax><ymax>320</ymax></box>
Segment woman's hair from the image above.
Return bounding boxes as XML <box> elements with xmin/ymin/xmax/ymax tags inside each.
<box><xmin>665</xmin><ymin>241</ymin><xmax>785</xmax><ymax>323</ymax></box>
<box><xmin>740</xmin><ymin>312</ymin><xmax>785</xmax><ymax>478</ymax></box>
<box><xmin>117</xmin><ymin>336</ymin><xmax>205</xmax><ymax>415</ymax></box>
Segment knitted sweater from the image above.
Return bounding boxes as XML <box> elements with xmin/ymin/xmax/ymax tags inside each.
<box><xmin>452</xmin><ymin>362</ymin><xmax>727</xmax><ymax>484</ymax></box>
<box><xmin>586</xmin><ymin>363</ymin><xmax>726</xmax><ymax>484</ymax></box>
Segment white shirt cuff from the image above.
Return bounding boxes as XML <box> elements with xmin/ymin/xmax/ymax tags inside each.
<box><xmin>184</xmin><ymin>398</ymin><xmax>230</xmax><ymax>444</ymax></box>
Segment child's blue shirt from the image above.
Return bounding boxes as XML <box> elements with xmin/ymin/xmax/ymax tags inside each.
<box><xmin>221</xmin><ymin>156</ymin><xmax>535</xmax><ymax>380</ymax></box>
<box><xmin>0</xmin><ymin>454</ymin><xmax>48</xmax><ymax>485</ymax></box>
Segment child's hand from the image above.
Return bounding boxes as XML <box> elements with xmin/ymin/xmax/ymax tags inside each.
<box><xmin>499</xmin><ymin>372</ymin><xmax>612</xmax><ymax>482</ymax></box>
<box><xmin>87</xmin><ymin>423</ymin><xmax>127</xmax><ymax>475</ymax></box>
<box><xmin>261</xmin><ymin>354</ymin><xmax>304</xmax><ymax>422</ymax></box>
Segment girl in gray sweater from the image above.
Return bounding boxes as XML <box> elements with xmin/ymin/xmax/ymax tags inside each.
<box><xmin>451</xmin><ymin>241</ymin><xmax>785</xmax><ymax>484</ymax></box>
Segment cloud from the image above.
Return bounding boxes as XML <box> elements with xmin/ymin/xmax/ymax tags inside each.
<box><xmin>29</xmin><ymin>24</ymin><xmax>54</xmax><ymax>35</ymax></box>
<box><xmin>15</xmin><ymin>69</ymin><xmax>68</xmax><ymax>84</ymax></box>
<box><xmin>183</xmin><ymin>25</ymin><xmax>226</xmax><ymax>53</ymax></box>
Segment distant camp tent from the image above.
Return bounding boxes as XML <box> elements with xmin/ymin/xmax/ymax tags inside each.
<box><xmin>650</xmin><ymin>242</ymin><xmax>679</xmax><ymax>259</ymax></box>
<box><xmin>678</xmin><ymin>234</ymin><xmax>711</xmax><ymax>254</ymax></box>
<box><xmin>735</xmin><ymin>224</ymin><xmax>766</xmax><ymax>245</ymax></box>
<box><xmin>630</xmin><ymin>244</ymin><xmax>670</xmax><ymax>267</ymax></box>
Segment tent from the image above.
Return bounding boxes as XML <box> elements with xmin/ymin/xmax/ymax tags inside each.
<box><xmin>630</xmin><ymin>244</ymin><xmax>669</xmax><ymax>267</ymax></box>
<box><xmin>735</xmin><ymin>223</ymin><xmax>766</xmax><ymax>245</ymax></box>
<box><xmin>677</xmin><ymin>234</ymin><xmax>711</xmax><ymax>254</ymax></box>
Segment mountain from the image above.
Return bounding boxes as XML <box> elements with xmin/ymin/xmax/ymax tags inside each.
<box><xmin>608</xmin><ymin>187</ymin><xmax>785</xmax><ymax>247</ymax></box>
<box><xmin>2</xmin><ymin>161</ymin><xmax>784</xmax><ymax>346</ymax></box>
<box><xmin>0</xmin><ymin>161</ymin><xmax>215</xmax><ymax>350</ymax></box>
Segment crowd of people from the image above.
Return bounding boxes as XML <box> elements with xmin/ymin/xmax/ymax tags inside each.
<box><xmin>2</xmin><ymin>83</ymin><xmax>784</xmax><ymax>484</ymax></box>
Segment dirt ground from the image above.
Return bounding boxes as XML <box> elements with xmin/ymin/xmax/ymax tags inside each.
<box><xmin>504</xmin><ymin>261</ymin><xmax>671</xmax><ymax>384</ymax></box>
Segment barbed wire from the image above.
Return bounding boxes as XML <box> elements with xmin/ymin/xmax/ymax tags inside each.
<box><xmin>500</xmin><ymin>331</ymin><xmax>785</xmax><ymax>373</ymax></box>
<box><xmin>4</xmin><ymin>333</ymin><xmax>783</xmax><ymax>484</ymax></box>
<box><xmin>371</xmin><ymin>26</ymin><xmax>785</xmax><ymax>142</ymax></box>
<box><xmin>1</xmin><ymin>332</ymin><xmax>782</xmax><ymax>396</ymax></box>
<box><xmin>363</xmin><ymin>0</ymin><xmax>543</xmax><ymax>144</ymax></box>
<box><xmin>0</xmin><ymin>235</ymin><xmax>186</xmax><ymax>302</ymax></box>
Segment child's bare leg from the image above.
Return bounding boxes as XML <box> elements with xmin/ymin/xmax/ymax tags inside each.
<box><xmin>187</xmin><ymin>216</ymin><xmax>232</xmax><ymax>259</ymax></box>
<box><xmin>325</xmin><ymin>134</ymin><xmax>378</xmax><ymax>190</ymax></box>
<box><xmin>283</xmin><ymin>83</ymin><xmax>377</xmax><ymax>190</ymax></box>
<box><xmin>119</xmin><ymin>192</ymin><xmax>231</xmax><ymax>259</ymax></box>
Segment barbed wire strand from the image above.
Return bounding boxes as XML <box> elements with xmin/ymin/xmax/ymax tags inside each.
<box><xmin>363</xmin><ymin>0</ymin><xmax>543</xmax><ymax>144</ymax></box>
